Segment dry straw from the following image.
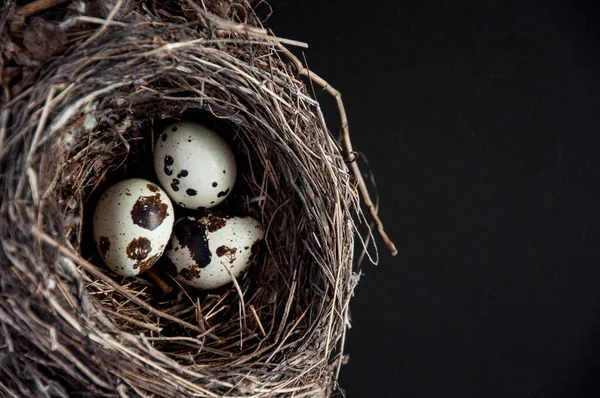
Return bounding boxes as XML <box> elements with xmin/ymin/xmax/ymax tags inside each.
<box><xmin>0</xmin><ymin>0</ymin><xmax>396</xmax><ymax>396</ymax></box>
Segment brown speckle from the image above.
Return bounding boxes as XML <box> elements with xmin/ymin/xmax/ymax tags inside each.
<box><xmin>147</xmin><ymin>183</ymin><xmax>159</xmax><ymax>193</ymax></box>
<box><xmin>164</xmin><ymin>155</ymin><xmax>174</xmax><ymax>176</ymax></box>
<box><xmin>136</xmin><ymin>252</ymin><xmax>161</xmax><ymax>273</ymax></box>
<box><xmin>217</xmin><ymin>188</ymin><xmax>230</xmax><ymax>198</ymax></box>
<box><xmin>186</xmin><ymin>188</ymin><xmax>197</xmax><ymax>196</ymax></box>
<box><xmin>131</xmin><ymin>194</ymin><xmax>169</xmax><ymax>231</ymax></box>
<box><xmin>98</xmin><ymin>237</ymin><xmax>110</xmax><ymax>257</ymax></box>
<box><xmin>180</xmin><ymin>265</ymin><xmax>201</xmax><ymax>281</ymax></box>
<box><xmin>171</xmin><ymin>182</ymin><xmax>180</xmax><ymax>192</ymax></box>
<box><xmin>216</xmin><ymin>245</ymin><xmax>237</xmax><ymax>264</ymax></box>
<box><xmin>201</xmin><ymin>213</ymin><xmax>226</xmax><ymax>233</ymax></box>
<box><xmin>223</xmin><ymin>170</ymin><xmax>226</xmax><ymax>174</ymax></box>
<box><xmin>172</xmin><ymin>126</ymin><xmax>178</xmax><ymax>132</ymax></box>
<box><xmin>127</xmin><ymin>237</ymin><xmax>152</xmax><ymax>262</ymax></box>
<box><xmin>212</xmin><ymin>182</ymin><xmax>218</xmax><ymax>188</ymax></box>
<box><xmin>161</xmin><ymin>133</ymin><xmax>167</xmax><ymax>142</ymax></box>
<box><xmin>174</xmin><ymin>217</ymin><xmax>212</xmax><ymax>268</ymax></box>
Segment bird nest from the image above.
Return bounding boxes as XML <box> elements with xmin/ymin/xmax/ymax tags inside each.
<box><xmin>0</xmin><ymin>0</ymin><xmax>395</xmax><ymax>396</ymax></box>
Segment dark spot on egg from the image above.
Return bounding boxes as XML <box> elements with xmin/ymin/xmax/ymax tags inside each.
<box><xmin>130</xmin><ymin>193</ymin><xmax>169</xmax><ymax>231</ymax></box>
<box><xmin>212</xmin><ymin>182</ymin><xmax>218</xmax><ymax>188</ymax></box>
<box><xmin>98</xmin><ymin>236</ymin><xmax>110</xmax><ymax>257</ymax></box>
<box><xmin>161</xmin><ymin>133</ymin><xmax>167</xmax><ymax>142</ymax></box>
<box><xmin>180</xmin><ymin>170</ymin><xmax>188</xmax><ymax>177</ymax></box>
<box><xmin>210</xmin><ymin>201</ymin><xmax>215</xmax><ymax>205</ymax></box>
<box><xmin>172</xmin><ymin>126</ymin><xmax>178</xmax><ymax>132</ymax></box>
<box><xmin>244</xmin><ymin>246</ymin><xmax>249</xmax><ymax>250</ymax></box>
<box><xmin>179</xmin><ymin>265</ymin><xmax>201</xmax><ymax>281</ymax></box>
<box><xmin>147</xmin><ymin>183</ymin><xmax>159</xmax><ymax>193</ymax></box>
<box><xmin>217</xmin><ymin>188</ymin><xmax>230</xmax><ymax>198</ymax></box>
<box><xmin>136</xmin><ymin>252</ymin><xmax>161</xmax><ymax>273</ymax></box>
<box><xmin>172</xmin><ymin>178</ymin><xmax>180</xmax><ymax>185</ymax></box>
<box><xmin>171</xmin><ymin>182</ymin><xmax>180</xmax><ymax>191</ymax></box>
<box><xmin>216</xmin><ymin>245</ymin><xmax>237</xmax><ymax>264</ymax></box>
<box><xmin>223</xmin><ymin>170</ymin><xmax>226</xmax><ymax>174</ymax></box>
<box><xmin>126</xmin><ymin>237</ymin><xmax>152</xmax><ymax>262</ymax></box>
<box><xmin>163</xmin><ymin>155</ymin><xmax>174</xmax><ymax>176</ymax></box>
<box><xmin>186</xmin><ymin>188</ymin><xmax>197</xmax><ymax>196</ymax></box>
<box><xmin>202</xmin><ymin>213</ymin><xmax>226</xmax><ymax>232</ymax></box>
<box><xmin>173</xmin><ymin>217</ymin><xmax>212</xmax><ymax>269</ymax></box>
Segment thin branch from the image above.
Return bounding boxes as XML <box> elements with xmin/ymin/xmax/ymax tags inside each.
<box><xmin>17</xmin><ymin>0</ymin><xmax>68</xmax><ymax>17</ymax></box>
<box><xmin>278</xmin><ymin>45</ymin><xmax>398</xmax><ymax>256</ymax></box>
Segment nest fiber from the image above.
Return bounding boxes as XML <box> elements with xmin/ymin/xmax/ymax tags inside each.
<box><xmin>0</xmin><ymin>1</ymin><xmax>387</xmax><ymax>396</ymax></box>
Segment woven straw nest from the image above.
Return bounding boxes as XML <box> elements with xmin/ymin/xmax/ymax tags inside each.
<box><xmin>0</xmin><ymin>0</ymin><xmax>395</xmax><ymax>396</ymax></box>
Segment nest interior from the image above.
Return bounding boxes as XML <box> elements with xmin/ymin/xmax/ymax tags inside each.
<box><xmin>0</xmin><ymin>1</ymin><xmax>373</xmax><ymax>397</ymax></box>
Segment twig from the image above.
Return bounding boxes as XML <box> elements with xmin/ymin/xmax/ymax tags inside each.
<box><xmin>144</xmin><ymin>268</ymin><xmax>173</xmax><ymax>295</ymax></box>
<box><xmin>186</xmin><ymin>0</ymin><xmax>308</xmax><ymax>48</ymax></box>
<box><xmin>277</xmin><ymin>45</ymin><xmax>398</xmax><ymax>256</ymax></box>
<box><xmin>77</xmin><ymin>0</ymin><xmax>125</xmax><ymax>50</ymax></box>
<box><xmin>249</xmin><ymin>305</ymin><xmax>266</xmax><ymax>337</ymax></box>
<box><xmin>17</xmin><ymin>0</ymin><xmax>68</xmax><ymax>17</ymax></box>
<box><xmin>60</xmin><ymin>16</ymin><xmax>130</xmax><ymax>28</ymax></box>
<box><xmin>99</xmin><ymin>308</ymin><xmax>162</xmax><ymax>332</ymax></box>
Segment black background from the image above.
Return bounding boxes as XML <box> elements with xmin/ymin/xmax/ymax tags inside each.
<box><xmin>269</xmin><ymin>1</ymin><xmax>600</xmax><ymax>397</ymax></box>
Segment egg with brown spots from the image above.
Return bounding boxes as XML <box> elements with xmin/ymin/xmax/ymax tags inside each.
<box><xmin>166</xmin><ymin>212</ymin><xmax>264</xmax><ymax>290</ymax></box>
<box><xmin>154</xmin><ymin>121</ymin><xmax>236</xmax><ymax>209</ymax></box>
<box><xmin>93</xmin><ymin>178</ymin><xmax>175</xmax><ymax>276</ymax></box>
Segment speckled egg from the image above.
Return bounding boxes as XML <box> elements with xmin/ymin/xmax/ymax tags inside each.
<box><xmin>93</xmin><ymin>178</ymin><xmax>175</xmax><ymax>276</ymax></box>
<box><xmin>166</xmin><ymin>212</ymin><xmax>264</xmax><ymax>290</ymax></box>
<box><xmin>153</xmin><ymin>121</ymin><xmax>237</xmax><ymax>209</ymax></box>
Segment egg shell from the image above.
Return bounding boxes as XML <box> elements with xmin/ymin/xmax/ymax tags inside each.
<box><xmin>167</xmin><ymin>212</ymin><xmax>264</xmax><ymax>290</ymax></box>
<box><xmin>93</xmin><ymin>178</ymin><xmax>175</xmax><ymax>276</ymax></box>
<box><xmin>153</xmin><ymin>121</ymin><xmax>237</xmax><ymax>209</ymax></box>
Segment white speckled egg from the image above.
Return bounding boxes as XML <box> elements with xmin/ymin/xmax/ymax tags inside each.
<box><xmin>153</xmin><ymin>121</ymin><xmax>237</xmax><ymax>209</ymax></box>
<box><xmin>93</xmin><ymin>178</ymin><xmax>175</xmax><ymax>276</ymax></box>
<box><xmin>166</xmin><ymin>212</ymin><xmax>264</xmax><ymax>290</ymax></box>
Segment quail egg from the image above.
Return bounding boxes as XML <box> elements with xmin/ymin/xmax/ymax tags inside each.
<box><xmin>93</xmin><ymin>178</ymin><xmax>175</xmax><ymax>276</ymax></box>
<box><xmin>154</xmin><ymin>121</ymin><xmax>236</xmax><ymax>209</ymax></box>
<box><xmin>166</xmin><ymin>212</ymin><xmax>264</xmax><ymax>290</ymax></box>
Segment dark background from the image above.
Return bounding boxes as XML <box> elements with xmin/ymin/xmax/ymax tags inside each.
<box><xmin>269</xmin><ymin>1</ymin><xmax>600</xmax><ymax>397</ymax></box>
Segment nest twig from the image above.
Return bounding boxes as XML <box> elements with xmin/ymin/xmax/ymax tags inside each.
<box><xmin>0</xmin><ymin>0</ymin><xmax>395</xmax><ymax>396</ymax></box>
